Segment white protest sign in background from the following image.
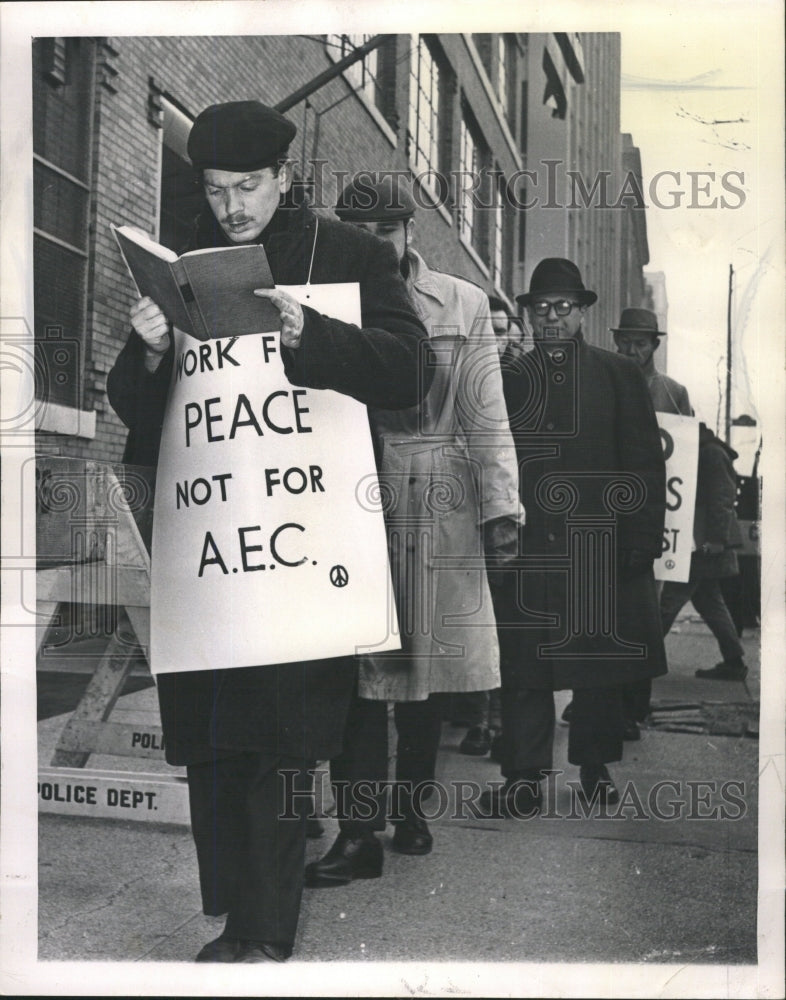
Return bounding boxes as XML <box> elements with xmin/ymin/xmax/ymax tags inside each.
<box><xmin>150</xmin><ymin>283</ymin><xmax>399</xmax><ymax>673</ymax></box>
<box><xmin>653</xmin><ymin>412</ymin><xmax>699</xmax><ymax>583</ymax></box>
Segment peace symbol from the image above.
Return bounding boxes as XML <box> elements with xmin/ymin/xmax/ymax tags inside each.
<box><xmin>330</xmin><ymin>565</ymin><xmax>349</xmax><ymax>588</ymax></box>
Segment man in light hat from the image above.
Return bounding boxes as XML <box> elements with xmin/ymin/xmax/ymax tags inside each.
<box><xmin>611</xmin><ymin>307</ymin><xmax>693</xmax><ymax>416</ymax></box>
<box><xmin>303</xmin><ymin>173</ymin><xmax>523</xmax><ymax>886</ymax></box>
<box><xmin>474</xmin><ymin>258</ymin><xmax>667</xmax><ymax>816</ymax></box>
<box><xmin>107</xmin><ymin>102</ymin><xmax>431</xmax><ymax>963</ymax></box>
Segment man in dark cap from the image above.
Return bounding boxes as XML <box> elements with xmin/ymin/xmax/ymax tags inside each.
<box><xmin>474</xmin><ymin>258</ymin><xmax>667</xmax><ymax>815</ymax></box>
<box><xmin>611</xmin><ymin>307</ymin><xmax>693</xmax><ymax>417</ymax></box>
<box><xmin>303</xmin><ymin>172</ymin><xmax>522</xmax><ymax>885</ymax></box>
<box><xmin>107</xmin><ymin>102</ymin><xmax>431</xmax><ymax>962</ymax></box>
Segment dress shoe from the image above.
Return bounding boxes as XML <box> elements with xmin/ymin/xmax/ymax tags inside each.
<box><xmin>195</xmin><ymin>934</ymin><xmax>243</xmax><ymax>963</ymax></box>
<box><xmin>695</xmin><ymin>658</ymin><xmax>748</xmax><ymax>681</ymax></box>
<box><xmin>459</xmin><ymin>725</ymin><xmax>492</xmax><ymax>756</ymax></box>
<box><xmin>235</xmin><ymin>941</ymin><xmax>289</xmax><ymax>963</ymax></box>
<box><xmin>391</xmin><ymin>813</ymin><xmax>433</xmax><ymax>855</ymax></box>
<box><xmin>304</xmin><ymin>830</ymin><xmax>383</xmax><ymax>887</ymax></box>
<box><xmin>561</xmin><ymin>701</ymin><xmax>574</xmax><ymax>723</ymax></box>
<box><xmin>579</xmin><ymin>764</ymin><xmax>620</xmax><ymax>806</ymax></box>
<box><xmin>469</xmin><ymin>779</ymin><xmax>542</xmax><ymax>819</ymax></box>
<box><xmin>623</xmin><ymin>719</ymin><xmax>641</xmax><ymax>741</ymax></box>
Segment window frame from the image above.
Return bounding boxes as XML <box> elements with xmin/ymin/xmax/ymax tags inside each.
<box><xmin>32</xmin><ymin>36</ymin><xmax>96</xmax><ymax>432</ymax></box>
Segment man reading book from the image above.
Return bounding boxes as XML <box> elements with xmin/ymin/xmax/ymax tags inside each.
<box><xmin>107</xmin><ymin>100</ymin><xmax>431</xmax><ymax>964</ymax></box>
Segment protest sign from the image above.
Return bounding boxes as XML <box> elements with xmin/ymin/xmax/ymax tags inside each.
<box><xmin>653</xmin><ymin>413</ymin><xmax>699</xmax><ymax>583</ymax></box>
<box><xmin>149</xmin><ymin>283</ymin><xmax>399</xmax><ymax>673</ymax></box>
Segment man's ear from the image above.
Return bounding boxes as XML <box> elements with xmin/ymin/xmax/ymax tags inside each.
<box><xmin>278</xmin><ymin>159</ymin><xmax>295</xmax><ymax>193</ymax></box>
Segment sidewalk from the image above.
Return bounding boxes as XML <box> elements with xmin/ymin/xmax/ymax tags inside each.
<box><xmin>36</xmin><ymin>615</ymin><xmax>761</xmax><ymax>976</ymax></box>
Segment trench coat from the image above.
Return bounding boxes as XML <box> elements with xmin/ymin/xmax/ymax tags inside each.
<box><xmin>498</xmin><ymin>334</ymin><xmax>668</xmax><ymax>690</ymax></box>
<box><xmin>107</xmin><ymin>200</ymin><xmax>431</xmax><ymax>765</ymax></box>
<box><xmin>643</xmin><ymin>359</ymin><xmax>693</xmax><ymax>416</ymax></box>
<box><xmin>358</xmin><ymin>250</ymin><xmax>524</xmax><ymax>701</ymax></box>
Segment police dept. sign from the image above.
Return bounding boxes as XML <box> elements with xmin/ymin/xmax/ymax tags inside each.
<box><xmin>654</xmin><ymin>413</ymin><xmax>699</xmax><ymax>583</ymax></box>
<box><xmin>150</xmin><ymin>284</ymin><xmax>399</xmax><ymax>673</ymax></box>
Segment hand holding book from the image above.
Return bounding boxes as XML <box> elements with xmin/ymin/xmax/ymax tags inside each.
<box><xmin>254</xmin><ymin>287</ymin><xmax>304</xmax><ymax>349</ymax></box>
<box><xmin>112</xmin><ymin>224</ymin><xmax>280</xmax><ymax>341</ymax></box>
<box><xmin>130</xmin><ymin>297</ymin><xmax>173</xmax><ymax>372</ymax></box>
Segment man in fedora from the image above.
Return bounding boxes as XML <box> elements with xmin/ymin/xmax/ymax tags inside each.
<box><xmin>611</xmin><ymin>307</ymin><xmax>693</xmax><ymax>416</ymax></box>
<box><xmin>108</xmin><ymin>101</ymin><xmax>431</xmax><ymax>962</ymax></box>
<box><xmin>476</xmin><ymin>258</ymin><xmax>667</xmax><ymax>815</ymax></box>
<box><xmin>611</xmin><ymin>306</ymin><xmax>693</xmax><ymax>733</ymax></box>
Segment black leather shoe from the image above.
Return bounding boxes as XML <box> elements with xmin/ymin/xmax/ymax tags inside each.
<box><xmin>561</xmin><ymin>701</ymin><xmax>574</xmax><ymax>723</ymax></box>
<box><xmin>696</xmin><ymin>658</ymin><xmax>748</xmax><ymax>681</ymax></box>
<box><xmin>459</xmin><ymin>725</ymin><xmax>492</xmax><ymax>756</ymax></box>
<box><xmin>469</xmin><ymin>779</ymin><xmax>542</xmax><ymax>819</ymax></box>
<box><xmin>623</xmin><ymin>719</ymin><xmax>641</xmax><ymax>741</ymax></box>
<box><xmin>195</xmin><ymin>934</ymin><xmax>243</xmax><ymax>963</ymax></box>
<box><xmin>304</xmin><ymin>830</ymin><xmax>383</xmax><ymax>887</ymax></box>
<box><xmin>391</xmin><ymin>813</ymin><xmax>433</xmax><ymax>855</ymax></box>
<box><xmin>579</xmin><ymin>765</ymin><xmax>620</xmax><ymax>806</ymax></box>
<box><xmin>235</xmin><ymin>941</ymin><xmax>289</xmax><ymax>963</ymax></box>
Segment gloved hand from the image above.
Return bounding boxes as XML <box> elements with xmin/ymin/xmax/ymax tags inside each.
<box><xmin>483</xmin><ymin>515</ymin><xmax>520</xmax><ymax>589</ymax></box>
<box><xmin>617</xmin><ymin>548</ymin><xmax>655</xmax><ymax>579</ymax></box>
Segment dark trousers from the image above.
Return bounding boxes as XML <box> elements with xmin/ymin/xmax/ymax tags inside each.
<box><xmin>661</xmin><ymin>577</ymin><xmax>744</xmax><ymax>662</ymax></box>
<box><xmin>623</xmin><ymin>678</ymin><xmax>652</xmax><ymax>723</ymax></box>
<box><xmin>187</xmin><ymin>752</ymin><xmax>312</xmax><ymax>954</ymax></box>
<box><xmin>501</xmin><ymin>686</ymin><xmax>624</xmax><ymax>779</ymax></box>
<box><xmin>331</xmin><ymin>692</ymin><xmax>444</xmax><ymax>832</ymax></box>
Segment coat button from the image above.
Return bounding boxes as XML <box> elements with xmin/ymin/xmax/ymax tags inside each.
<box><xmin>545</xmin><ymin>422</ymin><xmax>555</xmax><ymax>431</ymax></box>
<box><xmin>547</xmin><ymin>532</ymin><xmax>556</xmax><ymax>542</ymax></box>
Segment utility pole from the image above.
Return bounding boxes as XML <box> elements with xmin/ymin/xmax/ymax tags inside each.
<box><xmin>725</xmin><ymin>263</ymin><xmax>733</xmax><ymax>444</ymax></box>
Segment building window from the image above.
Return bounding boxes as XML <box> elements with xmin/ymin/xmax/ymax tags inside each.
<box><xmin>458</xmin><ymin>108</ymin><xmax>491</xmax><ymax>263</ymax></box>
<box><xmin>32</xmin><ymin>37</ymin><xmax>95</xmax><ymax>410</ymax></box>
<box><xmin>157</xmin><ymin>98</ymin><xmax>200</xmax><ymax>253</ymax></box>
<box><xmin>459</xmin><ymin>117</ymin><xmax>478</xmax><ymax>245</ymax></box>
<box><xmin>325</xmin><ymin>34</ymin><xmax>396</xmax><ymax>130</ymax></box>
<box><xmin>408</xmin><ymin>34</ymin><xmax>442</xmax><ymax>175</ymax></box>
<box><xmin>497</xmin><ymin>35</ymin><xmax>508</xmax><ymax>114</ymax></box>
<box><xmin>492</xmin><ymin>173</ymin><xmax>505</xmax><ymax>288</ymax></box>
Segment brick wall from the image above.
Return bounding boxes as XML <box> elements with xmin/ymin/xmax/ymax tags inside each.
<box><xmin>36</xmin><ymin>32</ymin><xmax>630</xmax><ymax>463</ymax></box>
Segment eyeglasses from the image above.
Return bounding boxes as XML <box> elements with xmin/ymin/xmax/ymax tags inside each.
<box><xmin>530</xmin><ymin>299</ymin><xmax>583</xmax><ymax>317</ymax></box>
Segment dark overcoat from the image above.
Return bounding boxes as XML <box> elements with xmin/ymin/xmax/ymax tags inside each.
<box><xmin>689</xmin><ymin>426</ymin><xmax>742</xmax><ymax>581</ymax></box>
<box><xmin>498</xmin><ymin>334</ymin><xmax>668</xmax><ymax>690</ymax></box>
<box><xmin>107</xmin><ymin>200</ymin><xmax>430</xmax><ymax>765</ymax></box>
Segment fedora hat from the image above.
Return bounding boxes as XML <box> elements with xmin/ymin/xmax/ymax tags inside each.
<box><xmin>516</xmin><ymin>258</ymin><xmax>597</xmax><ymax>307</ymax></box>
<box><xmin>611</xmin><ymin>307</ymin><xmax>665</xmax><ymax>337</ymax></box>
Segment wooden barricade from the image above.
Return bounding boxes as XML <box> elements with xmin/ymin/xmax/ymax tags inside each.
<box><xmin>36</xmin><ymin>456</ymin><xmax>189</xmax><ymax>824</ymax></box>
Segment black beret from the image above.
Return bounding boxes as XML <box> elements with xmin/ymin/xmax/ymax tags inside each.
<box><xmin>187</xmin><ymin>101</ymin><xmax>297</xmax><ymax>172</ymax></box>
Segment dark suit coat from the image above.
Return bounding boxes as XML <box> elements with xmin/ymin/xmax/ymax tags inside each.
<box><xmin>690</xmin><ymin>426</ymin><xmax>742</xmax><ymax>580</ymax></box>
<box><xmin>498</xmin><ymin>334</ymin><xmax>668</xmax><ymax>690</ymax></box>
<box><xmin>107</xmin><ymin>201</ymin><xmax>430</xmax><ymax>765</ymax></box>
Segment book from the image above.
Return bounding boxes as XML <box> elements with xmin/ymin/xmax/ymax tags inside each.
<box><xmin>111</xmin><ymin>224</ymin><xmax>280</xmax><ymax>341</ymax></box>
